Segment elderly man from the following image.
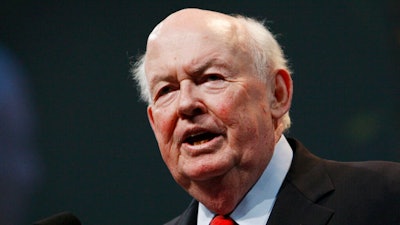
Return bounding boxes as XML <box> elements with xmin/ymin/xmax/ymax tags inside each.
<box><xmin>132</xmin><ymin>8</ymin><xmax>400</xmax><ymax>225</ymax></box>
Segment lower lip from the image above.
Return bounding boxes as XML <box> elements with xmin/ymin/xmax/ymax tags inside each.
<box><xmin>181</xmin><ymin>135</ymin><xmax>224</xmax><ymax>156</ymax></box>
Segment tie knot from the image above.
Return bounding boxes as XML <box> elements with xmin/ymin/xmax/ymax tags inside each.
<box><xmin>210</xmin><ymin>215</ymin><xmax>236</xmax><ymax>225</ymax></box>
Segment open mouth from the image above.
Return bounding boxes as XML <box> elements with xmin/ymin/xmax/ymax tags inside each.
<box><xmin>184</xmin><ymin>132</ymin><xmax>219</xmax><ymax>146</ymax></box>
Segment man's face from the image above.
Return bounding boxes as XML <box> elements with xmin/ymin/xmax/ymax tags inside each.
<box><xmin>145</xmin><ymin>12</ymin><xmax>278</xmax><ymax>195</ymax></box>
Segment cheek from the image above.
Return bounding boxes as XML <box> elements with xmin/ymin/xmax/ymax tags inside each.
<box><xmin>152</xmin><ymin>109</ymin><xmax>176</xmax><ymax>143</ymax></box>
<box><xmin>218</xmin><ymin>103</ymin><xmax>231</xmax><ymax>118</ymax></box>
<box><xmin>153</xmin><ymin>113</ymin><xmax>177</xmax><ymax>169</ymax></box>
<box><xmin>214</xmin><ymin>100</ymin><xmax>243</xmax><ymax>130</ymax></box>
<box><xmin>213</xmin><ymin>91</ymin><xmax>242</xmax><ymax>119</ymax></box>
<box><xmin>150</xmin><ymin>108</ymin><xmax>180</xmax><ymax>165</ymax></box>
<box><xmin>216</xmin><ymin>90</ymin><xmax>271</xmax><ymax>141</ymax></box>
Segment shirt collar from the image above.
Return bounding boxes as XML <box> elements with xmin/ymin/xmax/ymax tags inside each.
<box><xmin>198</xmin><ymin>135</ymin><xmax>293</xmax><ymax>225</ymax></box>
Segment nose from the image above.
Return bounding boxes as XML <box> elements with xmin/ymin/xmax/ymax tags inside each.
<box><xmin>177</xmin><ymin>80</ymin><xmax>206</xmax><ymax>119</ymax></box>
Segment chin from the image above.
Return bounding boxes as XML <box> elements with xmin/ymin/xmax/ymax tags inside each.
<box><xmin>183</xmin><ymin>164</ymin><xmax>234</xmax><ymax>184</ymax></box>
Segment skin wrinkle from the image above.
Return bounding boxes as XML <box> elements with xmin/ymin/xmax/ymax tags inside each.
<box><xmin>143</xmin><ymin>8</ymin><xmax>292</xmax><ymax>215</ymax></box>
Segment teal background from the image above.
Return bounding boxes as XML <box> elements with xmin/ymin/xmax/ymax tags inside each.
<box><xmin>1</xmin><ymin>1</ymin><xmax>399</xmax><ymax>224</ymax></box>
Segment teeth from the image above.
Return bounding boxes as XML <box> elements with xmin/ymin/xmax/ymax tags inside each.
<box><xmin>185</xmin><ymin>132</ymin><xmax>217</xmax><ymax>145</ymax></box>
<box><xmin>193</xmin><ymin>139</ymin><xmax>209</xmax><ymax>145</ymax></box>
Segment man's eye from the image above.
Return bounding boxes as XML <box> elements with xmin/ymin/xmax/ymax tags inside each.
<box><xmin>158</xmin><ymin>86</ymin><xmax>173</xmax><ymax>97</ymax></box>
<box><xmin>153</xmin><ymin>84</ymin><xmax>178</xmax><ymax>104</ymax></box>
<box><xmin>205</xmin><ymin>74</ymin><xmax>223</xmax><ymax>82</ymax></box>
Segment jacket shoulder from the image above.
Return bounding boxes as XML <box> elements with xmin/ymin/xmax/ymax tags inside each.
<box><xmin>164</xmin><ymin>216</ymin><xmax>180</xmax><ymax>225</ymax></box>
<box><xmin>163</xmin><ymin>200</ymin><xmax>198</xmax><ymax>225</ymax></box>
<box><xmin>285</xmin><ymin>138</ymin><xmax>400</xmax><ymax>224</ymax></box>
<box><xmin>323</xmin><ymin>159</ymin><xmax>400</xmax><ymax>195</ymax></box>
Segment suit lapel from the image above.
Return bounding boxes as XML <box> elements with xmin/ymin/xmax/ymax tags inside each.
<box><xmin>267</xmin><ymin>138</ymin><xmax>335</xmax><ymax>225</ymax></box>
<box><xmin>267</xmin><ymin>181</ymin><xmax>334</xmax><ymax>225</ymax></box>
<box><xmin>171</xmin><ymin>199</ymin><xmax>198</xmax><ymax>225</ymax></box>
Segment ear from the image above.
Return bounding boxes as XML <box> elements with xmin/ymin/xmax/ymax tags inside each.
<box><xmin>270</xmin><ymin>69</ymin><xmax>293</xmax><ymax>119</ymax></box>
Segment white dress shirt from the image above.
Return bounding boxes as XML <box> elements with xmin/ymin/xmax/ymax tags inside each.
<box><xmin>197</xmin><ymin>135</ymin><xmax>293</xmax><ymax>225</ymax></box>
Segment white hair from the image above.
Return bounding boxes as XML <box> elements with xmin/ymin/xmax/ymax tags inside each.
<box><xmin>131</xmin><ymin>14</ymin><xmax>292</xmax><ymax>131</ymax></box>
<box><xmin>131</xmin><ymin>55</ymin><xmax>150</xmax><ymax>103</ymax></box>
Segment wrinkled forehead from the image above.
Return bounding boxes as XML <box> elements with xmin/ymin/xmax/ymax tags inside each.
<box><xmin>143</xmin><ymin>9</ymin><xmax>253</xmax><ymax>86</ymax></box>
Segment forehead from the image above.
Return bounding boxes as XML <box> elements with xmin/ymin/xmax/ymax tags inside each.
<box><xmin>144</xmin><ymin>13</ymin><xmax>249</xmax><ymax>77</ymax></box>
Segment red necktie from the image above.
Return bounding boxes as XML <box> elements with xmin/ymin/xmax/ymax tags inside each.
<box><xmin>210</xmin><ymin>215</ymin><xmax>236</xmax><ymax>225</ymax></box>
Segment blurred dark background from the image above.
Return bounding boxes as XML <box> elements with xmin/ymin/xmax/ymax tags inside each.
<box><xmin>1</xmin><ymin>1</ymin><xmax>399</xmax><ymax>224</ymax></box>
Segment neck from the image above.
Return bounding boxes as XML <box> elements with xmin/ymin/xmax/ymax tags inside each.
<box><xmin>191</xmin><ymin>178</ymin><xmax>246</xmax><ymax>214</ymax></box>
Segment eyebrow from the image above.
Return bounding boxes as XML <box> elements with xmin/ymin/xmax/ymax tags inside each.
<box><xmin>148</xmin><ymin>57</ymin><xmax>233</xmax><ymax>90</ymax></box>
<box><xmin>186</xmin><ymin>57</ymin><xmax>232</xmax><ymax>76</ymax></box>
<box><xmin>148</xmin><ymin>72</ymin><xmax>176</xmax><ymax>91</ymax></box>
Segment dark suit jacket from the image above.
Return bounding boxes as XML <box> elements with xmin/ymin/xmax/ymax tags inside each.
<box><xmin>165</xmin><ymin>138</ymin><xmax>400</xmax><ymax>225</ymax></box>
